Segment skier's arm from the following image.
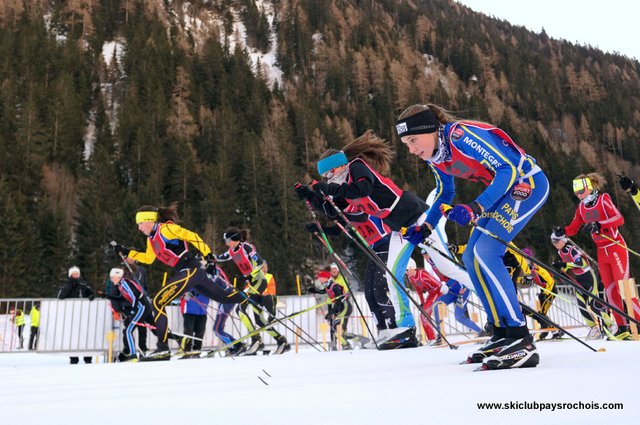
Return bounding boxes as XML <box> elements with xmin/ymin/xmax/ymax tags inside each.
<box><xmin>598</xmin><ymin>193</ymin><xmax>624</xmax><ymax>229</ymax></box>
<box><xmin>128</xmin><ymin>239</ymin><xmax>157</xmax><ymax>264</ymax></box>
<box><xmin>564</xmin><ymin>209</ymin><xmax>585</xmax><ymax>237</ymax></box>
<box><xmin>161</xmin><ymin>223</ymin><xmax>212</xmax><ymax>257</ymax></box>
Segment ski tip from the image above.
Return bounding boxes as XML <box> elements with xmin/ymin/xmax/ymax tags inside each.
<box><xmin>449</xmin><ymin>344</ymin><xmax>459</xmax><ymax>350</ymax></box>
<box><xmin>597</xmin><ymin>347</ymin><xmax>607</xmax><ymax>352</ymax></box>
<box><xmin>473</xmin><ymin>364</ymin><xmax>490</xmax><ymax>372</ymax></box>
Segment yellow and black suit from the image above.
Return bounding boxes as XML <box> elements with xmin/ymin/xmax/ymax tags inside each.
<box><xmin>503</xmin><ymin>249</ymin><xmax>557</xmax><ymax>333</ymax></box>
<box><xmin>128</xmin><ymin>222</ymin><xmax>248</xmax><ymax>351</ymax></box>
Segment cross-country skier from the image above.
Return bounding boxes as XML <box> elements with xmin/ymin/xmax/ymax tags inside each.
<box><xmin>503</xmin><ymin>247</ymin><xmax>561</xmax><ymax>341</ymax></box>
<box><xmin>396</xmin><ymin>103</ymin><xmax>548</xmax><ymax>369</ymax></box>
<box><xmin>295</xmin><ymin>186</ymin><xmax>410</xmax><ymax>348</ymax></box>
<box><xmin>309</xmin><ymin>130</ymin><xmax>429</xmax><ymax>345</ymax></box>
<box><xmin>112</xmin><ymin>204</ymin><xmax>249</xmax><ymax>360</ymax></box>
<box><xmin>214</xmin><ymin>227</ymin><xmax>290</xmax><ymax>355</ymax></box>
<box><xmin>550</xmin><ymin>232</ymin><xmax>613</xmax><ymax>339</ymax></box>
<box><xmin>100</xmin><ymin>267</ymin><xmax>153</xmax><ymax>361</ymax></box>
<box><xmin>315</xmin><ymin>270</ymin><xmax>353</xmax><ymax>350</ymax></box>
<box><xmin>553</xmin><ymin>172</ymin><xmax>640</xmax><ymax>339</ymax></box>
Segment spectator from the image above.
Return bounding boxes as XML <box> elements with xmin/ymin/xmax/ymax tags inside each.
<box><xmin>58</xmin><ymin>266</ymin><xmax>95</xmax><ymax>364</ymax></box>
<box><xmin>28</xmin><ymin>303</ymin><xmax>40</xmax><ymax>350</ymax></box>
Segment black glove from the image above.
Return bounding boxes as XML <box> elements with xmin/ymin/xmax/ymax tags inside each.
<box><xmin>325</xmin><ymin>313</ymin><xmax>333</xmax><ymax>321</ymax></box>
<box><xmin>521</xmin><ymin>275</ymin><xmax>534</xmax><ymax>288</ymax></box>
<box><xmin>582</xmin><ymin>222</ymin><xmax>600</xmax><ymax>234</ymax></box>
<box><xmin>312</xmin><ymin>181</ymin><xmax>334</xmax><ymax>196</ymax></box>
<box><xmin>204</xmin><ymin>253</ymin><xmax>217</xmax><ymax>274</ymax></box>
<box><xmin>294</xmin><ymin>182</ymin><xmax>314</xmax><ymax>200</ymax></box>
<box><xmin>88</xmin><ymin>294</ymin><xmax>96</xmax><ymax>301</ymax></box>
<box><xmin>619</xmin><ymin>176</ymin><xmax>638</xmax><ymax>195</ymax></box>
<box><xmin>552</xmin><ymin>261</ymin><xmax>567</xmax><ymax>270</ymax></box>
<box><xmin>112</xmin><ymin>243</ymin><xmax>131</xmax><ymax>257</ymax></box>
<box><xmin>551</xmin><ymin>226</ymin><xmax>565</xmax><ymax>239</ymax></box>
<box><xmin>304</xmin><ymin>222</ymin><xmax>320</xmax><ymax>233</ymax></box>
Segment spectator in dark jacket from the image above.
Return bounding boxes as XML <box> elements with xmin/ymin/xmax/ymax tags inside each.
<box><xmin>57</xmin><ymin>266</ymin><xmax>94</xmax><ymax>364</ymax></box>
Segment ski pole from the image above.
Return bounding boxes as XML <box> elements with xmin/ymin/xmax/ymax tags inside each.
<box><xmin>205</xmin><ymin>295</ymin><xmax>344</xmax><ymax>357</ymax></box>
<box><xmin>518</xmin><ymin>303</ymin><xmax>602</xmax><ymax>352</ymax></box>
<box><xmin>459</xmin><ymin>217</ymin><xmax>640</xmax><ymax>328</ymax></box>
<box><xmin>597</xmin><ymin>233</ymin><xmax>640</xmax><ymax>259</ymax></box>
<box><xmin>317</xmin><ymin>192</ymin><xmax>458</xmax><ymax>350</ymax></box>
<box><xmin>300</xmin><ymin>197</ymin><xmax>380</xmax><ymax>349</ymax></box>
<box><xmin>565</xmin><ymin>237</ymin><xmax>599</xmax><ymax>268</ymax></box>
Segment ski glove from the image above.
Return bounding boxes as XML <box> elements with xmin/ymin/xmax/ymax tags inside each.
<box><xmin>552</xmin><ymin>261</ymin><xmax>567</xmax><ymax>271</ymax></box>
<box><xmin>619</xmin><ymin>175</ymin><xmax>638</xmax><ymax>195</ymax></box>
<box><xmin>582</xmin><ymin>222</ymin><xmax>601</xmax><ymax>234</ymax></box>
<box><xmin>204</xmin><ymin>254</ymin><xmax>217</xmax><ymax>275</ymax></box>
<box><xmin>521</xmin><ymin>275</ymin><xmax>534</xmax><ymax>288</ymax></box>
<box><xmin>294</xmin><ymin>182</ymin><xmax>314</xmax><ymax>200</ymax></box>
<box><xmin>304</xmin><ymin>222</ymin><xmax>320</xmax><ymax>233</ymax></box>
<box><xmin>551</xmin><ymin>226</ymin><xmax>565</xmax><ymax>239</ymax></box>
<box><xmin>442</xmin><ymin>203</ymin><xmax>482</xmax><ymax>226</ymax></box>
<box><xmin>312</xmin><ymin>181</ymin><xmax>338</xmax><ymax>197</ymax></box>
<box><xmin>402</xmin><ymin>225</ymin><xmax>430</xmax><ymax>245</ymax></box>
<box><xmin>440</xmin><ymin>283</ymin><xmax>449</xmax><ymax>295</ymax></box>
<box><xmin>112</xmin><ymin>243</ymin><xmax>131</xmax><ymax>258</ymax></box>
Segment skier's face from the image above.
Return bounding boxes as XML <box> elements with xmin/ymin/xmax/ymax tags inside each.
<box><xmin>137</xmin><ymin>221</ymin><xmax>155</xmax><ymax>235</ymax></box>
<box><xmin>574</xmin><ymin>187</ymin><xmax>593</xmax><ymax>201</ymax></box>
<box><xmin>111</xmin><ymin>276</ymin><xmax>122</xmax><ymax>285</ymax></box>
<box><xmin>226</xmin><ymin>239</ymin><xmax>240</xmax><ymax>249</ymax></box>
<box><xmin>401</xmin><ymin>132</ymin><xmax>437</xmax><ymax>161</ymax></box>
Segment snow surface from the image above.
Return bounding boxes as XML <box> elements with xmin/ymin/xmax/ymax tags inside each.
<box><xmin>1</xmin><ymin>337</ymin><xmax>638</xmax><ymax>425</ymax></box>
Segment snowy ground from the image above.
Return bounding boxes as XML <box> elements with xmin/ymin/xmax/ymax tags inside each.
<box><xmin>1</xmin><ymin>337</ymin><xmax>638</xmax><ymax>425</ymax></box>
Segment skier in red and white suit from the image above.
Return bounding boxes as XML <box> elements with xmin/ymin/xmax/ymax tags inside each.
<box><xmin>405</xmin><ymin>258</ymin><xmax>445</xmax><ymax>342</ymax></box>
<box><xmin>554</xmin><ymin>172</ymin><xmax>640</xmax><ymax>338</ymax></box>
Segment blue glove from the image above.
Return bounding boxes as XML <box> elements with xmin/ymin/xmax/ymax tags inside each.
<box><xmin>402</xmin><ymin>225</ymin><xmax>430</xmax><ymax>245</ymax></box>
<box><xmin>443</xmin><ymin>203</ymin><xmax>481</xmax><ymax>226</ymax></box>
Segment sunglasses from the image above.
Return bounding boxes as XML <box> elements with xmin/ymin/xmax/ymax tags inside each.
<box><xmin>574</xmin><ymin>189</ymin><xmax>587</xmax><ymax>196</ymax></box>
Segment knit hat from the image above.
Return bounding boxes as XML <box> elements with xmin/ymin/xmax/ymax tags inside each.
<box><xmin>68</xmin><ymin>266</ymin><xmax>81</xmax><ymax>277</ymax></box>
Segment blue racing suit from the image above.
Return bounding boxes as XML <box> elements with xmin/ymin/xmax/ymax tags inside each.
<box><xmin>427</xmin><ymin>121</ymin><xmax>549</xmax><ymax>331</ymax></box>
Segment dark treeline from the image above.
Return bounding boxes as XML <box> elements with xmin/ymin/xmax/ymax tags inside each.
<box><xmin>0</xmin><ymin>0</ymin><xmax>638</xmax><ymax>297</ymax></box>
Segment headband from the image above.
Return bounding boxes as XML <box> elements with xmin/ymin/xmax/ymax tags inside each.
<box><xmin>395</xmin><ymin>109</ymin><xmax>439</xmax><ymax>137</ymax></box>
<box><xmin>135</xmin><ymin>211</ymin><xmax>159</xmax><ymax>224</ymax></box>
<box><xmin>572</xmin><ymin>177</ymin><xmax>593</xmax><ymax>193</ymax></box>
<box><xmin>317</xmin><ymin>151</ymin><xmax>348</xmax><ymax>176</ymax></box>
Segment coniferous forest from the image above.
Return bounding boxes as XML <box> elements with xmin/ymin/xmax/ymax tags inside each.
<box><xmin>0</xmin><ymin>0</ymin><xmax>639</xmax><ymax>297</ymax></box>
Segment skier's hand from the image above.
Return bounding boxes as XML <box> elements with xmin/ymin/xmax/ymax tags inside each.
<box><xmin>304</xmin><ymin>222</ymin><xmax>319</xmax><ymax>233</ymax></box>
<box><xmin>111</xmin><ymin>242</ymin><xmax>131</xmax><ymax>258</ymax></box>
<box><xmin>551</xmin><ymin>226</ymin><xmax>565</xmax><ymax>239</ymax></box>
<box><xmin>552</xmin><ymin>261</ymin><xmax>567</xmax><ymax>271</ymax></box>
<box><xmin>521</xmin><ymin>275</ymin><xmax>534</xmax><ymax>287</ymax></box>
<box><xmin>441</xmin><ymin>203</ymin><xmax>482</xmax><ymax>226</ymax></box>
<box><xmin>402</xmin><ymin>225</ymin><xmax>430</xmax><ymax>245</ymax></box>
<box><xmin>182</xmin><ymin>291</ymin><xmax>194</xmax><ymax>301</ymax></box>
<box><xmin>439</xmin><ymin>283</ymin><xmax>449</xmax><ymax>295</ymax></box>
<box><xmin>582</xmin><ymin>222</ymin><xmax>601</xmax><ymax>234</ymax></box>
<box><xmin>619</xmin><ymin>175</ymin><xmax>638</xmax><ymax>194</ymax></box>
<box><xmin>88</xmin><ymin>294</ymin><xmax>96</xmax><ymax>301</ymax></box>
<box><xmin>294</xmin><ymin>182</ymin><xmax>314</xmax><ymax>200</ymax></box>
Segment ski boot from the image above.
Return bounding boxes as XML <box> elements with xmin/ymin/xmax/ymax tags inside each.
<box><xmin>464</xmin><ymin>336</ymin><xmax>510</xmax><ymax>364</ymax></box>
<box><xmin>275</xmin><ymin>339</ymin><xmax>291</xmax><ymax>355</ymax></box>
<box><xmin>480</xmin><ymin>334</ymin><xmax>539</xmax><ymax>370</ymax></box>
<box><xmin>244</xmin><ymin>338</ymin><xmax>265</xmax><ymax>356</ymax></box>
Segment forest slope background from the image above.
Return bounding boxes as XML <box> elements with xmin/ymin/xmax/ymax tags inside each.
<box><xmin>0</xmin><ymin>0</ymin><xmax>638</xmax><ymax>297</ymax></box>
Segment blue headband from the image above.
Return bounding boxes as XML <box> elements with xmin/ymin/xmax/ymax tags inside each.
<box><xmin>317</xmin><ymin>152</ymin><xmax>348</xmax><ymax>176</ymax></box>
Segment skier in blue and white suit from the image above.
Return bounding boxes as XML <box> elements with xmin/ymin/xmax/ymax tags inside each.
<box><xmin>396</xmin><ymin>103</ymin><xmax>549</xmax><ymax>370</ymax></box>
